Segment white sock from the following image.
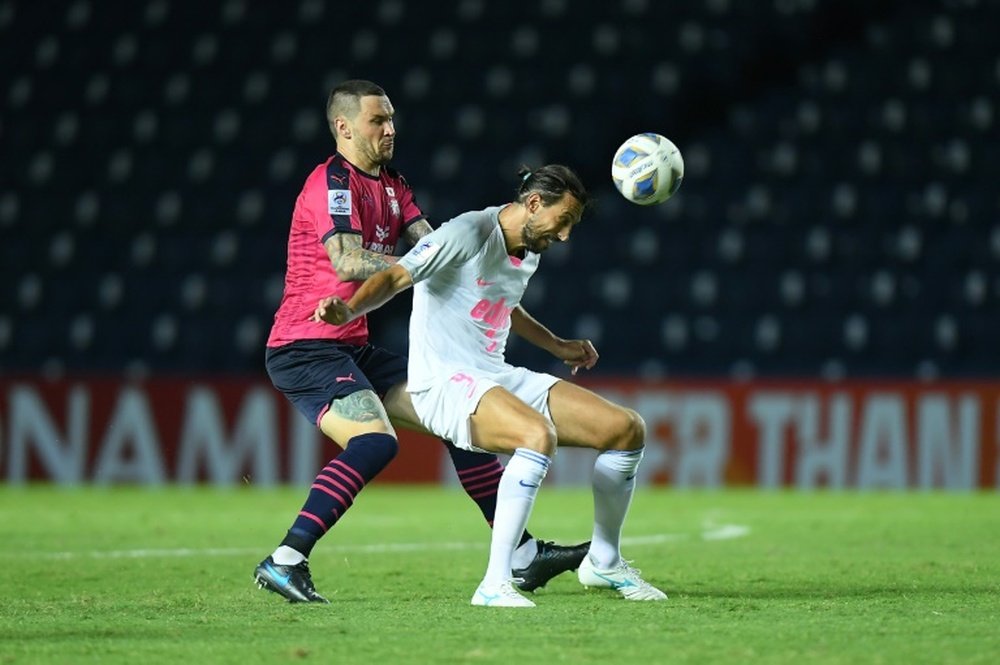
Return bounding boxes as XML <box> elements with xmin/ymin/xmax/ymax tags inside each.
<box><xmin>510</xmin><ymin>538</ymin><xmax>539</xmax><ymax>570</ymax></box>
<box><xmin>272</xmin><ymin>545</ymin><xmax>306</xmax><ymax>566</ymax></box>
<box><xmin>482</xmin><ymin>448</ymin><xmax>550</xmax><ymax>585</ymax></box>
<box><xmin>589</xmin><ymin>447</ymin><xmax>644</xmax><ymax>569</ymax></box>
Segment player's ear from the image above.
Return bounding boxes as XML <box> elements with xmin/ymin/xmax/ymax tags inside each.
<box><xmin>334</xmin><ymin>117</ymin><xmax>352</xmax><ymax>139</ymax></box>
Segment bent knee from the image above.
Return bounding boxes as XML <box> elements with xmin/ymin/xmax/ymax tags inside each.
<box><xmin>626</xmin><ymin>408</ymin><xmax>646</xmax><ymax>447</ymax></box>
<box><xmin>373</xmin><ymin>432</ymin><xmax>400</xmax><ymax>459</ymax></box>
<box><xmin>346</xmin><ymin>431</ymin><xmax>399</xmax><ymax>477</ymax></box>
<box><xmin>609</xmin><ymin>407</ymin><xmax>645</xmax><ymax>451</ymax></box>
<box><xmin>520</xmin><ymin>417</ymin><xmax>558</xmax><ymax>457</ymax></box>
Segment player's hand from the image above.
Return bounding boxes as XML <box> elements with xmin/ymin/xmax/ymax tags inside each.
<box><xmin>554</xmin><ymin>338</ymin><xmax>599</xmax><ymax>375</ymax></box>
<box><xmin>312</xmin><ymin>296</ymin><xmax>353</xmax><ymax>325</ymax></box>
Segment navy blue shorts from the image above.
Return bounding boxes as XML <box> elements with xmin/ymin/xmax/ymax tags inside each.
<box><xmin>265</xmin><ymin>340</ymin><xmax>407</xmax><ymax>427</ymax></box>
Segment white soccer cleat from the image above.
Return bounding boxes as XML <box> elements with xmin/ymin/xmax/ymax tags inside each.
<box><xmin>578</xmin><ymin>555</ymin><xmax>668</xmax><ymax>601</ymax></box>
<box><xmin>470</xmin><ymin>579</ymin><xmax>537</xmax><ymax>608</ymax></box>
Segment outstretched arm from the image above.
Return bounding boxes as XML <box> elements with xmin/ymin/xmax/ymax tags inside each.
<box><xmin>511</xmin><ymin>305</ymin><xmax>599</xmax><ymax>375</ymax></box>
<box><xmin>324</xmin><ymin>219</ymin><xmax>435</xmax><ymax>281</ymax></box>
<box><xmin>312</xmin><ymin>264</ymin><xmax>414</xmax><ymax>326</ymax></box>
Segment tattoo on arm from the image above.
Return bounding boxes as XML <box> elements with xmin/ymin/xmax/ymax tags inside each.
<box><xmin>402</xmin><ymin>219</ymin><xmax>434</xmax><ymax>245</ymax></box>
<box><xmin>343</xmin><ymin>250</ymin><xmax>397</xmax><ymax>279</ymax></box>
<box><xmin>330</xmin><ymin>390</ymin><xmax>388</xmax><ymax>424</ymax></box>
<box><xmin>325</xmin><ymin>234</ymin><xmax>397</xmax><ymax>281</ymax></box>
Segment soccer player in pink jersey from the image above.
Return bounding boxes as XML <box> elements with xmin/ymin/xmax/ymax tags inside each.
<box><xmin>254</xmin><ymin>80</ymin><xmax>586</xmax><ymax>603</ymax></box>
<box><xmin>312</xmin><ymin>164</ymin><xmax>667</xmax><ymax>607</ymax></box>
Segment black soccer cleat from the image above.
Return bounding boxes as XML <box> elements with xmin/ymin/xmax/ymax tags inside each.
<box><xmin>253</xmin><ymin>555</ymin><xmax>330</xmax><ymax>604</ymax></box>
<box><xmin>513</xmin><ymin>539</ymin><xmax>591</xmax><ymax>592</ymax></box>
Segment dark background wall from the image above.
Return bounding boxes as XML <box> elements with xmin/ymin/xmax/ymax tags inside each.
<box><xmin>2</xmin><ymin>0</ymin><xmax>997</xmax><ymax>380</ymax></box>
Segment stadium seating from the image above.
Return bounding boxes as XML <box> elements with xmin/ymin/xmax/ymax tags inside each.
<box><xmin>1</xmin><ymin>0</ymin><xmax>997</xmax><ymax>378</ymax></box>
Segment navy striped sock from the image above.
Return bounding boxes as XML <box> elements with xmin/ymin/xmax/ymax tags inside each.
<box><xmin>443</xmin><ymin>439</ymin><xmax>533</xmax><ymax>547</ymax></box>
<box><xmin>281</xmin><ymin>432</ymin><xmax>398</xmax><ymax>558</ymax></box>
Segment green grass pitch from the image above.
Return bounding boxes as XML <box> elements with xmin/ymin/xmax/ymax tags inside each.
<box><xmin>1</xmin><ymin>486</ymin><xmax>998</xmax><ymax>664</ymax></box>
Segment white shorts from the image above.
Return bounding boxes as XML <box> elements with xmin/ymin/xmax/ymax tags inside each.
<box><xmin>408</xmin><ymin>366</ymin><xmax>560</xmax><ymax>452</ymax></box>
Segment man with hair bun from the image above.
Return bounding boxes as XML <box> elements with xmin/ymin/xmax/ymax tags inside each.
<box><xmin>314</xmin><ymin>164</ymin><xmax>668</xmax><ymax>607</ymax></box>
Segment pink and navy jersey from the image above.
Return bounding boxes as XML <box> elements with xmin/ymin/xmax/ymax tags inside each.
<box><xmin>267</xmin><ymin>153</ymin><xmax>425</xmax><ymax>348</ymax></box>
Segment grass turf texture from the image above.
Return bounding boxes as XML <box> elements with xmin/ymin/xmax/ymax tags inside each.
<box><xmin>1</xmin><ymin>487</ymin><xmax>998</xmax><ymax>664</ymax></box>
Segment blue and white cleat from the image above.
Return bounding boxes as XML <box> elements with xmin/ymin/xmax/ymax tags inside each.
<box><xmin>578</xmin><ymin>555</ymin><xmax>667</xmax><ymax>601</ymax></box>
<box><xmin>471</xmin><ymin>579</ymin><xmax>536</xmax><ymax>608</ymax></box>
<box><xmin>254</xmin><ymin>555</ymin><xmax>330</xmax><ymax>603</ymax></box>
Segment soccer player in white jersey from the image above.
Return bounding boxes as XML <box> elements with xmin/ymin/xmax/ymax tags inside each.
<box><xmin>312</xmin><ymin>164</ymin><xmax>667</xmax><ymax>607</ymax></box>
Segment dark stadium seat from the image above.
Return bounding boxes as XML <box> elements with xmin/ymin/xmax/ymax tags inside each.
<box><xmin>2</xmin><ymin>0</ymin><xmax>998</xmax><ymax>378</ymax></box>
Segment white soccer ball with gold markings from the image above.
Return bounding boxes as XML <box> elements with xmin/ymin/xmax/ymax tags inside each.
<box><xmin>611</xmin><ymin>133</ymin><xmax>684</xmax><ymax>205</ymax></box>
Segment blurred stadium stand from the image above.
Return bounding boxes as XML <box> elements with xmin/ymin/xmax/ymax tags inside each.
<box><xmin>1</xmin><ymin>0</ymin><xmax>998</xmax><ymax>379</ymax></box>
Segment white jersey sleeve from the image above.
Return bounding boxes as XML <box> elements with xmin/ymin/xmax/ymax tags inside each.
<box><xmin>397</xmin><ymin>208</ymin><xmax>500</xmax><ymax>283</ymax></box>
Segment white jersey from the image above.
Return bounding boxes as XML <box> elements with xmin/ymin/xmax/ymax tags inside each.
<box><xmin>397</xmin><ymin>205</ymin><xmax>540</xmax><ymax>392</ymax></box>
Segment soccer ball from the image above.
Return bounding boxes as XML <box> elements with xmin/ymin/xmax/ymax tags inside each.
<box><xmin>611</xmin><ymin>133</ymin><xmax>684</xmax><ymax>205</ymax></box>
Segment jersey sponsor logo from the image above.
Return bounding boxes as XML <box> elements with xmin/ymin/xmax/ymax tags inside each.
<box><xmin>470</xmin><ymin>297</ymin><xmax>512</xmax><ymax>328</ymax></box>
<box><xmin>328</xmin><ymin>189</ymin><xmax>351</xmax><ymax>215</ymax></box>
<box><xmin>410</xmin><ymin>240</ymin><xmax>440</xmax><ymax>264</ymax></box>
<box><xmin>470</xmin><ymin>297</ymin><xmax>513</xmax><ymax>353</ymax></box>
<box><xmin>365</xmin><ymin>241</ymin><xmax>394</xmax><ymax>254</ymax></box>
<box><xmin>375</xmin><ymin>224</ymin><xmax>390</xmax><ymax>242</ymax></box>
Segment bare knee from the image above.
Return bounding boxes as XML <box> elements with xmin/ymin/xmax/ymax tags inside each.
<box><xmin>609</xmin><ymin>407</ymin><xmax>646</xmax><ymax>451</ymax></box>
<box><xmin>520</xmin><ymin>416</ymin><xmax>558</xmax><ymax>457</ymax></box>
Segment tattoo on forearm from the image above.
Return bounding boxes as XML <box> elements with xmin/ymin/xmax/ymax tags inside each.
<box><xmin>403</xmin><ymin>220</ymin><xmax>433</xmax><ymax>244</ymax></box>
<box><xmin>342</xmin><ymin>250</ymin><xmax>396</xmax><ymax>279</ymax></box>
<box><xmin>326</xmin><ymin>235</ymin><xmax>396</xmax><ymax>281</ymax></box>
<box><xmin>331</xmin><ymin>390</ymin><xmax>386</xmax><ymax>423</ymax></box>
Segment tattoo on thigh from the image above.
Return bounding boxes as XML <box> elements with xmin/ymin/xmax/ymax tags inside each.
<box><xmin>331</xmin><ymin>390</ymin><xmax>385</xmax><ymax>423</ymax></box>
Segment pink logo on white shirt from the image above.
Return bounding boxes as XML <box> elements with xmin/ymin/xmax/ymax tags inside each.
<box><xmin>470</xmin><ymin>297</ymin><xmax>512</xmax><ymax>353</ymax></box>
<box><xmin>450</xmin><ymin>372</ymin><xmax>477</xmax><ymax>399</ymax></box>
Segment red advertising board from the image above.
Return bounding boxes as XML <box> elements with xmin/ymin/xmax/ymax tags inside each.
<box><xmin>1</xmin><ymin>377</ymin><xmax>997</xmax><ymax>489</ymax></box>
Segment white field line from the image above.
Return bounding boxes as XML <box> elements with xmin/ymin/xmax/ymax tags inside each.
<box><xmin>701</xmin><ymin>524</ymin><xmax>752</xmax><ymax>541</ymax></box>
<box><xmin>22</xmin><ymin>525</ymin><xmax>750</xmax><ymax>561</ymax></box>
